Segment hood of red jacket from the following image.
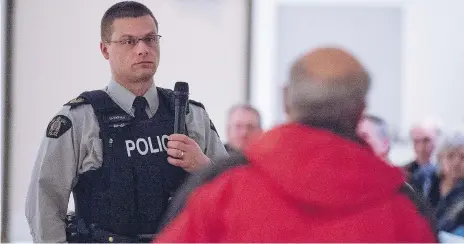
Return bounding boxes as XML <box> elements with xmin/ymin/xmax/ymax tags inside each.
<box><xmin>244</xmin><ymin>123</ymin><xmax>405</xmax><ymax>210</ymax></box>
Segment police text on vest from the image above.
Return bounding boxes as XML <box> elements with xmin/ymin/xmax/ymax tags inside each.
<box><xmin>125</xmin><ymin>135</ymin><xmax>168</xmax><ymax>157</ymax></box>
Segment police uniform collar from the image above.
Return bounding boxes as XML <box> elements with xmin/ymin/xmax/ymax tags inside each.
<box><xmin>106</xmin><ymin>79</ymin><xmax>159</xmax><ymax>116</ymax></box>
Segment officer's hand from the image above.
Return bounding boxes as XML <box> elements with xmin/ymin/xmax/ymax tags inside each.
<box><xmin>167</xmin><ymin>134</ymin><xmax>210</xmax><ymax>172</ymax></box>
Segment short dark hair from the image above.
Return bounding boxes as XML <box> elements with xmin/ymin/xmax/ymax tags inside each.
<box><xmin>101</xmin><ymin>1</ymin><xmax>159</xmax><ymax>41</ymax></box>
<box><xmin>227</xmin><ymin>104</ymin><xmax>262</xmax><ymax>128</ymax></box>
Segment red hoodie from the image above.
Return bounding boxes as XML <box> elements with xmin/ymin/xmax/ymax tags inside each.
<box><xmin>155</xmin><ymin>123</ymin><xmax>437</xmax><ymax>243</ymax></box>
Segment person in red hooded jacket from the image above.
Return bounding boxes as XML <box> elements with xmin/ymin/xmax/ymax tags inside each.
<box><xmin>154</xmin><ymin>47</ymin><xmax>438</xmax><ymax>243</ymax></box>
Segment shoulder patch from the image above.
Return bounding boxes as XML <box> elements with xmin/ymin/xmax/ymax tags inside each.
<box><xmin>64</xmin><ymin>96</ymin><xmax>88</xmax><ymax>108</ymax></box>
<box><xmin>46</xmin><ymin>115</ymin><xmax>72</xmax><ymax>138</ymax></box>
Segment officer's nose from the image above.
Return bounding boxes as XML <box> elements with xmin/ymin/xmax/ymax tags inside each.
<box><xmin>137</xmin><ymin>49</ymin><xmax>149</xmax><ymax>56</ymax></box>
<box><xmin>136</xmin><ymin>41</ymin><xmax>150</xmax><ymax>56</ymax></box>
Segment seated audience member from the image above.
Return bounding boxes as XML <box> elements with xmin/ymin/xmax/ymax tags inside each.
<box><xmin>404</xmin><ymin>121</ymin><xmax>440</xmax><ymax>188</ymax></box>
<box><xmin>224</xmin><ymin>104</ymin><xmax>262</xmax><ymax>153</ymax></box>
<box><xmin>357</xmin><ymin>114</ymin><xmax>390</xmax><ymax>162</ymax></box>
<box><xmin>154</xmin><ymin>47</ymin><xmax>437</xmax><ymax>243</ymax></box>
<box><xmin>421</xmin><ymin>131</ymin><xmax>464</xmax><ymax>236</ymax></box>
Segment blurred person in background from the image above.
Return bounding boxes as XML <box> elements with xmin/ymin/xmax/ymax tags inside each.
<box><xmin>25</xmin><ymin>1</ymin><xmax>227</xmax><ymax>243</ymax></box>
<box><xmin>404</xmin><ymin>121</ymin><xmax>441</xmax><ymax>191</ymax></box>
<box><xmin>154</xmin><ymin>47</ymin><xmax>437</xmax><ymax>243</ymax></box>
<box><xmin>420</xmin><ymin>131</ymin><xmax>464</xmax><ymax>236</ymax></box>
<box><xmin>357</xmin><ymin>114</ymin><xmax>390</xmax><ymax>162</ymax></box>
<box><xmin>224</xmin><ymin>104</ymin><xmax>263</xmax><ymax>154</ymax></box>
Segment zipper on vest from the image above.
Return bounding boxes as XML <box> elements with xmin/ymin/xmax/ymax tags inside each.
<box><xmin>133</xmin><ymin>163</ymin><xmax>139</xmax><ymax>232</ymax></box>
<box><xmin>106</xmin><ymin>136</ymin><xmax>115</xmax><ymax>229</ymax></box>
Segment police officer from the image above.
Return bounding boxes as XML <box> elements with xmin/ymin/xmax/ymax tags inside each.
<box><xmin>25</xmin><ymin>1</ymin><xmax>228</xmax><ymax>243</ymax></box>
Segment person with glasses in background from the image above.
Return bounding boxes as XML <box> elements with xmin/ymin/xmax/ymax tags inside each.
<box><xmin>25</xmin><ymin>1</ymin><xmax>227</xmax><ymax>243</ymax></box>
<box><xmin>224</xmin><ymin>104</ymin><xmax>263</xmax><ymax>154</ymax></box>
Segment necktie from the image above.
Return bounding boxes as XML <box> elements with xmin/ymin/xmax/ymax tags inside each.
<box><xmin>421</xmin><ymin>166</ymin><xmax>434</xmax><ymax>199</ymax></box>
<box><xmin>133</xmin><ymin>96</ymin><xmax>149</xmax><ymax>121</ymax></box>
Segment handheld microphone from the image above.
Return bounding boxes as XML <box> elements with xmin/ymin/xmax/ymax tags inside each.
<box><xmin>173</xmin><ymin>81</ymin><xmax>189</xmax><ymax>135</ymax></box>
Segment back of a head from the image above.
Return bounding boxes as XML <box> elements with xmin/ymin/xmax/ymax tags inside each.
<box><xmin>285</xmin><ymin>47</ymin><xmax>370</xmax><ymax>135</ymax></box>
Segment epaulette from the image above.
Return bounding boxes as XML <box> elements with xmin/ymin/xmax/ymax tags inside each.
<box><xmin>64</xmin><ymin>96</ymin><xmax>89</xmax><ymax>109</ymax></box>
<box><xmin>188</xmin><ymin>100</ymin><xmax>205</xmax><ymax>110</ymax></box>
<box><xmin>185</xmin><ymin>100</ymin><xmax>205</xmax><ymax>114</ymax></box>
<box><xmin>186</xmin><ymin>100</ymin><xmax>218</xmax><ymax>136</ymax></box>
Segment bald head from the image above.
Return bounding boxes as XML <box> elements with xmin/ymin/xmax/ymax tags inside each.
<box><xmin>285</xmin><ymin>47</ymin><xmax>370</xmax><ymax>136</ymax></box>
<box><xmin>293</xmin><ymin>47</ymin><xmax>366</xmax><ymax>81</ymax></box>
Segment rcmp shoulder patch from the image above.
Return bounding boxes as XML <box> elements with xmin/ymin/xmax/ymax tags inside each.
<box><xmin>64</xmin><ymin>96</ymin><xmax>88</xmax><ymax>108</ymax></box>
<box><xmin>46</xmin><ymin>115</ymin><xmax>72</xmax><ymax>138</ymax></box>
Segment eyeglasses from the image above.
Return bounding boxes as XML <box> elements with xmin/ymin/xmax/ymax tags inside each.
<box><xmin>104</xmin><ymin>35</ymin><xmax>162</xmax><ymax>48</ymax></box>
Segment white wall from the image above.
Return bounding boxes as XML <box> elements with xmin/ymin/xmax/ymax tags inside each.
<box><xmin>9</xmin><ymin>0</ymin><xmax>247</xmax><ymax>241</ymax></box>
<box><xmin>0</xmin><ymin>0</ymin><xmax>4</xmax><ymax>238</ymax></box>
<box><xmin>276</xmin><ymin>5</ymin><xmax>402</xmax><ymax>128</ymax></box>
<box><xmin>402</xmin><ymin>0</ymin><xmax>464</xmax><ymax>134</ymax></box>
<box><xmin>251</xmin><ymin>0</ymin><xmax>464</xmax><ymax>164</ymax></box>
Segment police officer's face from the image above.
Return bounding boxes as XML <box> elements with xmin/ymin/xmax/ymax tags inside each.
<box><xmin>101</xmin><ymin>15</ymin><xmax>160</xmax><ymax>83</ymax></box>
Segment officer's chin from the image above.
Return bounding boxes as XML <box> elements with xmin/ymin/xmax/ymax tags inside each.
<box><xmin>132</xmin><ymin>71</ymin><xmax>156</xmax><ymax>83</ymax></box>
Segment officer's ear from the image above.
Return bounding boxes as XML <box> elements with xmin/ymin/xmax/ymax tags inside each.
<box><xmin>100</xmin><ymin>41</ymin><xmax>110</xmax><ymax>60</ymax></box>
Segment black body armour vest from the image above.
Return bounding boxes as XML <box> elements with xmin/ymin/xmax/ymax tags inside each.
<box><xmin>72</xmin><ymin>88</ymin><xmax>188</xmax><ymax>236</ymax></box>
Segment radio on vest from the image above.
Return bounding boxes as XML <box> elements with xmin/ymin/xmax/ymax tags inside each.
<box><xmin>173</xmin><ymin>81</ymin><xmax>189</xmax><ymax>135</ymax></box>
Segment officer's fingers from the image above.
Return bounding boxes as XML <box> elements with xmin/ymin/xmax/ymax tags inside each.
<box><xmin>167</xmin><ymin>156</ymin><xmax>180</xmax><ymax>166</ymax></box>
<box><xmin>170</xmin><ymin>135</ymin><xmax>198</xmax><ymax>148</ymax></box>
<box><xmin>166</xmin><ymin>148</ymin><xmax>184</xmax><ymax>159</ymax></box>
<box><xmin>167</xmin><ymin>140</ymin><xmax>187</xmax><ymax>151</ymax></box>
<box><xmin>182</xmin><ymin>136</ymin><xmax>199</xmax><ymax>147</ymax></box>
<box><xmin>167</xmin><ymin>157</ymin><xmax>189</xmax><ymax>169</ymax></box>
<box><xmin>169</xmin><ymin>134</ymin><xmax>200</xmax><ymax>149</ymax></box>
<box><xmin>168</xmin><ymin>134</ymin><xmax>189</xmax><ymax>143</ymax></box>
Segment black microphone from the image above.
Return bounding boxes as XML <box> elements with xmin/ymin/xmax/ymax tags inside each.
<box><xmin>173</xmin><ymin>81</ymin><xmax>189</xmax><ymax>135</ymax></box>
